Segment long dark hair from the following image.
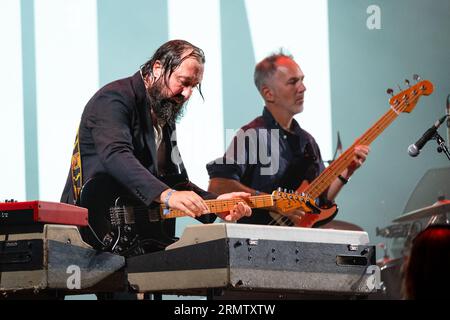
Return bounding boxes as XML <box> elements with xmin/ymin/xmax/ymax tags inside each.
<box><xmin>140</xmin><ymin>39</ymin><xmax>205</xmax><ymax>97</ymax></box>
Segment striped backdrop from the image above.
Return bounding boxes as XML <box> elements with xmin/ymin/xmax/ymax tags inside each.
<box><xmin>1</xmin><ymin>0</ymin><xmax>449</xmax><ymax>244</ymax></box>
<box><xmin>0</xmin><ymin>0</ymin><xmax>332</xmax><ymax>204</ymax></box>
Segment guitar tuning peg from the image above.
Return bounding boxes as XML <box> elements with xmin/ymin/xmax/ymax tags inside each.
<box><xmin>289</xmin><ymin>190</ymin><xmax>294</xmax><ymax>194</ymax></box>
<box><xmin>413</xmin><ymin>74</ymin><xmax>421</xmax><ymax>82</ymax></box>
<box><xmin>386</xmin><ymin>88</ymin><xmax>394</xmax><ymax>97</ymax></box>
<box><xmin>277</xmin><ymin>187</ymin><xmax>282</xmax><ymax>192</ymax></box>
<box><xmin>283</xmin><ymin>188</ymin><xmax>288</xmax><ymax>193</ymax></box>
<box><xmin>405</xmin><ymin>79</ymin><xmax>411</xmax><ymax>87</ymax></box>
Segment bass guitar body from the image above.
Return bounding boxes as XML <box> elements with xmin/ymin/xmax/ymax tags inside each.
<box><xmin>269</xmin><ymin>180</ymin><xmax>338</xmax><ymax>228</ymax></box>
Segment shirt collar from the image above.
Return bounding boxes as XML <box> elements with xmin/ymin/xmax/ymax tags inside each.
<box><xmin>262</xmin><ymin>106</ymin><xmax>303</xmax><ymax>136</ymax></box>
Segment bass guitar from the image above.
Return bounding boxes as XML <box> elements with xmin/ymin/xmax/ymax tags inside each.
<box><xmin>269</xmin><ymin>78</ymin><xmax>434</xmax><ymax>228</ymax></box>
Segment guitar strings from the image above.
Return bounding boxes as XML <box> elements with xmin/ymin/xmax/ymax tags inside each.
<box><xmin>269</xmin><ymin>84</ymin><xmax>426</xmax><ymax>227</ymax></box>
<box><xmin>306</xmin><ymin>91</ymin><xmax>420</xmax><ymax>198</ymax></box>
<box><xmin>109</xmin><ymin>195</ymin><xmax>275</xmax><ymax>218</ymax></box>
<box><xmin>308</xmin><ymin>103</ymin><xmax>404</xmax><ymax>196</ymax></box>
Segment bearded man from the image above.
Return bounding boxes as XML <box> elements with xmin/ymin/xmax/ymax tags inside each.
<box><xmin>61</xmin><ymin>40</ymin><xmax>251</xmax><ymax>252</ymax></box>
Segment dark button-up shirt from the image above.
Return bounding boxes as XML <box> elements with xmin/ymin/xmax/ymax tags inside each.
<box><xmin>207</xmin><ymin>107</ymin><xmax>327</xmax><ymax>225</ymax></box>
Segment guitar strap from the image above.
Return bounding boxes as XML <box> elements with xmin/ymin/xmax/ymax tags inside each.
<box><xmin>70</xmin><ymin>128</ymin><xmax>83</xmax><ymax>204</ymax></box>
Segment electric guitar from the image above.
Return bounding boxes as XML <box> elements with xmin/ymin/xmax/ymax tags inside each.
<box><xmin>269</xmin><ymin>78</ymin><xmax>434</xmax><ymax>228</ymax></box>
<box><xmin>78</xmin><ymin>173</ymin><xmax>314</xmax><ymax>256</ymax></box>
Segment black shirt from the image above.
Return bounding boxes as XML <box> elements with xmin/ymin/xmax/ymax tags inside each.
<box><xmin>207</xmin><ymin>107</ymin><xmax>328</xmax><ymax>225</ymax></box>
<box><xmin>61</xmin><ymin>71</ymin><xmax>216</xmax><ymax>247</ymax></box>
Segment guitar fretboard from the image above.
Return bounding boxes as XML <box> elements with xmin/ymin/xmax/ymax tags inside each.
<box><xmin>161</xmin><ymin>195</ymin><xmax>274</xmax><ymax>219</ymax></box>
<box><xmin>305</xmin><ymin>82</ymin><xmax>431</xmax><ymax>199</ymax></box>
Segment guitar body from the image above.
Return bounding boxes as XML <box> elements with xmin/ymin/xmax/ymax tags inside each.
<box><xmin>295</xmin><ymin>180</ymin><xmax>338</xmax><ymax>228</ymax></box>
<box><xmin>269</xmin><ymin>180</ymin><xmax>338</xmax><ymax>228</ymax></box>
<box><xmin>78</xmin><ymin>174</ymin><xmax>182</xmax><ymax>256</ymax></box>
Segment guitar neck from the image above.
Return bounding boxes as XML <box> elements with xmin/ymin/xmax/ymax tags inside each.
<box><xmin>305</xmin><ymin>106</ymin><xmax>401</xmax><ymax>199</ymax></box>
<box><xmin>161</xmin><ymin>195</ymin><xmax>274</xmax><ymax>219</ymax></box>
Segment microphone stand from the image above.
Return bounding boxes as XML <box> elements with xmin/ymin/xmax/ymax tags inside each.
<box><xmin>434</xmin><ymin>132</ymin><xmax>450</xmax><ymax>161</ymax></box>
<box><xmin>447</xmin><ymin>94</ymin><xmax>450</xmax><ymax>149</ymax></box>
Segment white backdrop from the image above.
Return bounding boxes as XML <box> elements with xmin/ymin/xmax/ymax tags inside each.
<box><xmin>0</xmin><ymin>0</ymin><xmax>332</xmax><ymax>201</ymax></box>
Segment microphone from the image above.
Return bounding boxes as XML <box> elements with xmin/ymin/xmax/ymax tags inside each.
<box><xmin>408</xmin><ymin>115</ymin><xmax>448</xmax><ymax>157</ymax></box>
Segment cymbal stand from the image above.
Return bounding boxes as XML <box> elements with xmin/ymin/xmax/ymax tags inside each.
<box><xmin>402</xmin><ymin>221</ymin><xmax>422</xmax><ymax>255</ymax></box>
<box><xmin>427</xmin><ymin>212</ymin><xmax>450</xmax><ymax>226</ymax></box>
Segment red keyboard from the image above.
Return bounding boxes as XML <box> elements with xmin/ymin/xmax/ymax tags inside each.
<box><xmin>0</xmin><ymin>201</ymin><xmax>88</xmax><ymax>226</ymax></box>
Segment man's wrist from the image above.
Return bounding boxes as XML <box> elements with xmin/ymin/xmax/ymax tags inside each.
<box><xmin>338</xmin><ymin>174</ymin><xmax>350</xmax><ymax>185</ymax></box>
<box><xmin>161</xmin><ymin>189</ymin><xmax>176</xmax><ymax>215</ymax></box>
<box><xmin>160</xmin><ymin>188</ymin><xmax>174</xmax><ymax>203</ymax></box>
<box><xmin>164</xmin><ymin>189</ymin><xmax>176</xmax><ymax>207</ymax></box>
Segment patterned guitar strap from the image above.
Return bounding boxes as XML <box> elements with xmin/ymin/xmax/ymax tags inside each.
<box><xmin>70</xmin><ymin>129</ymin><xmax>83</xmax><ymax>204</ymax></box>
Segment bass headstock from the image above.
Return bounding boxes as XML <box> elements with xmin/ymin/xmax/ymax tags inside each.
<box><xmin>389</xmin><ymin>76</ymin><xmax>434</xmax><ymax>113</ymax></box>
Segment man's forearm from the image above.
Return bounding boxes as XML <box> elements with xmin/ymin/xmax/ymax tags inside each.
<box><xmin>326</xmin><ymin>169</ymin><xmax>351</xmax><ymax>201</ymax></box>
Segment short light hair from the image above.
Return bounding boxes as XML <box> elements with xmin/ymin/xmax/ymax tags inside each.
<box><xmin>254</xmin><ymin>51</ymin><xmax>294</xmax><ymax>93</ymax></box>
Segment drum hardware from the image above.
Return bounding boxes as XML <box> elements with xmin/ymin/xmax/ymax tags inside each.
<box><xmin>376</xmin><ymin>243</ymin><xmax>391</xmax><ymax>264</ymax></box>
<box><xmin>392</xmin><ymin>199</ymin><xmax>450</xmax><ymax>223</ymax></box>
<box><xmin>376</xmin><ymin>224</ymin><xmax>410</xmax><ymax>238</ymax></box>
<box><xmin>402</xmin><ymin>221</ymin><xmax>423</xmax><ymax>254</ymax></box>
<box><xmin>428</xmin><ymin>213</ymin><xmax>450</xmax><ymax>225</ymax></box>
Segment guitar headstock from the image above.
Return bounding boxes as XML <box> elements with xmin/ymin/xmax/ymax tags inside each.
<box><xmin>271</xmin><ymin>190</ymin><xmax>318</xmax><ymax>213</ymax></box>
<box><xmin>389</xmin><ymin>78</ymin><xmax>434</xmax><ymax>113</ymax></box>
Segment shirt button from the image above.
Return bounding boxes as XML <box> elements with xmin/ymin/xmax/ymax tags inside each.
<box><xmin>283</xmin><ymin>135</ymin><xmax>287</xmax><ymax>139</ymax></box>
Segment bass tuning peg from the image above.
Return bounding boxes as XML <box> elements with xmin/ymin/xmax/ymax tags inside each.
<box><xmin>386</xmin><ymin>88</ymin><xmax>394</xmax><ymax>97</ymax></box>
<box><xmin>405</xmin><ymin>79</ymin><xmax>410</xmax><ymax>88</ymax></box>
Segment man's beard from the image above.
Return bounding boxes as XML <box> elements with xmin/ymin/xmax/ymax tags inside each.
<box><xmin>146</xmin><ymin>81</ymin><xmax>186</xmax><ymax>125</ymax></box>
